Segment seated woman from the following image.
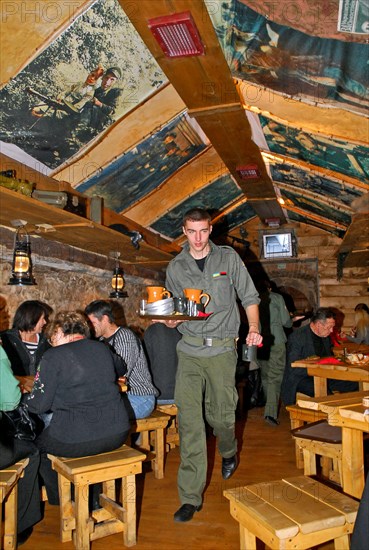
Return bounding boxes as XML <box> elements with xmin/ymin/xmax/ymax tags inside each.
<box><xmin>0</xmin><ymin>344</ymin><xmax>42</xmax><ymax>546</ymax></box>
<box><xmin>344</xmin><ymin>306</ymin><xmax>369</xmax><ymax>345</ymax></box>
<box><xmin>27</xmin><ymin>311</ymin><xmax>130</xmax><ymax>505</ymax></box>
<box><xmin>1</xmin><ymin>300</ymin><xmax>52</xmax><ymax>392</ymax></box>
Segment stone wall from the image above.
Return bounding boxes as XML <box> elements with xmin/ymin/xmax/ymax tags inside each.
<box><xmin>0</xmin><ymin>226</ymin><xmax>165</xmax><ymax>333</ymax></box>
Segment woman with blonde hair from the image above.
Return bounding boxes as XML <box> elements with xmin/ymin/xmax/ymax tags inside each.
<box><xmin>346</xmin><ymin>306</ymin><xmax>369</xmax><ymax>345</ymax></box>
<box><xmin>27</xmin><ymin>311</ymin><xmax>129</xmax><ymax>504</ymax></box>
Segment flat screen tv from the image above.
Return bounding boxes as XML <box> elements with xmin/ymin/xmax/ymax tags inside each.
<box><xmin>262</xmin><ymin>232</ymin><xmax>293</xmax><ymax>259</ymax></box>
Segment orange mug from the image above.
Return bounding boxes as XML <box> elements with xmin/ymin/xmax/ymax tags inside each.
<box><xmin>183</xmin><ymin>288</ymin><xmax>210</xmax><ymax>308</ymax></box>
<box><xmin>147</xmin><ymin>286</ymin><xmax>171</xmax><ymax>303</ymax></box>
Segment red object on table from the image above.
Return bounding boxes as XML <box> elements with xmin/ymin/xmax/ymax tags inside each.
<box><xmin>317</xmin><ymin>357</ymin><xmax>342</xmax><ymax>365</ymax></box>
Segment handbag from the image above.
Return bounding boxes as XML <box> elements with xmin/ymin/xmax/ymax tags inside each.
<box><xmin>1</xmin><ymin>402</ymin><xmax>38</xmax><ymax>441</ymax></box>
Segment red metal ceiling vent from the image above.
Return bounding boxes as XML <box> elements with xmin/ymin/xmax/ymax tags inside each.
<box><xmin>148</xmin><ymin>11</ymin><xmax>205</xmax><ymax>58</ymax></box>
<box><xmin>236</xmin><ymin>164</ymin><xmax>261</xmax><ymax>180</ymax></box>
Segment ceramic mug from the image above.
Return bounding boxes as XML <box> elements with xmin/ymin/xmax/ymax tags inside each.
<box><xmin>146</xmin><ymin>286</ymin><xmax>171</xmax><ymax>303</ymax></box>
<box><xmin>183</xmin><ymin>288</ymin><xmax>210</xmax><ymax>309</ymax></box>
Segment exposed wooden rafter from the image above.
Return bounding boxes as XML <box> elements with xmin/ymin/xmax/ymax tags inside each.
<box><xmin>118</xmin><ymin>0</ymin><xmax>286</xmax><ymax>226</ymax></box>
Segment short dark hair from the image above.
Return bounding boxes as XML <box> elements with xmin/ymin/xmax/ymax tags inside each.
<box><xmin>85</xmin><ymin>300</ymin><xmax>115</xmax><ymax>323</ymax></box>
<box><xmin>311</xmin><ymin>307</ymin><xmax>336</xmax><ymax>324</ymax></box>
<box><xmin>182</xmin><ymin>208</ymin><xmax>211</xmax><ymax>226</ymax></box>
<box><xmin>12</xmin><ymin>300</ymin><xmax>53</xmax><ymax>331</ymax></box>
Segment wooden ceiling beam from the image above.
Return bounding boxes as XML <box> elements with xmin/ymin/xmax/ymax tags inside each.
<box><xmin>124</xmin><ymin>147</ymin><xmax>227</xmax><ymax>226</ymax></box>
<box><xmin>52</xmin><ymin>84</ymin><xmax>185</xmax><ymax>184</ymax></box>
<box><xmin>118</xmin><ymin>0</ymin><xmax>286</xmax><ymax>225</ymax></box>
<box><xmin>0</xmin><ymin>1</ymin><xmax>95</xmax><ymax>87</ymax></box>
<box><xmin>236</xmin><ymin>80</ymin><xmax>369</xmax><ymax>145</ymax></box>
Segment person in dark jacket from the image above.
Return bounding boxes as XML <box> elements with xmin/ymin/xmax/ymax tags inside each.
<box><xmin>1</xmin><ymin>300</ymin><xmax>52</xmax><ymax>383</ymax></box>
<box><xmin>281</xmin><ymin>307</ymin><xmax>358</xmax><ymax>406</ymax></box>
<box><xmin>27</xmin><ymin>311</ymin><xmax>130</xmax><ymax>504</ymax></box>
<box><xmin>0</xmin><ymin>344</ymin><xmax>42</xmax><ymax>546</ymax></box>
<box><xmin>144</xmin><ymin>323</ymin><xmax>182</xmax><ymax>404</ymax></box>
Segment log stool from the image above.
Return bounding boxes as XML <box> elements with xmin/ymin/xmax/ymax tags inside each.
<box><xmin>0</xmin><ymin>458</ymin><xmax>29</xmax><ymax>550</ymax></box>
<box><xmin>286</xmin><ymin>404</ymin><xmax>327</xmax><ymax>468</ymax></box>
<box><xmin>48</xmin><ymin>445</ymin><xmax>145</xmax><ymax>549</ymax></box>
<box><xmin>224</xmin><ymin>475</ymin><xmax>358</xmax><ymax>549</ymax></box>
<box><xmin>129</xmin><ymin>410</ymin><xmax>170</xmax><ymax>479</ymax></box>
<box><xmin>291</xmin><ymin>420</ymin><xmax>343</xmax><ymax>486</ymax></box>
<box><xmin>156</xmin><ymin>404</ymin><xmax>179</xmax><ymax>450</ymax></box>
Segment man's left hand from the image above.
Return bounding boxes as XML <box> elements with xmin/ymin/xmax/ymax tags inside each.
<box><xmin>246</xmin><ymin>331</ymin><xmax>263</xmax><ymax>346</ymax></box>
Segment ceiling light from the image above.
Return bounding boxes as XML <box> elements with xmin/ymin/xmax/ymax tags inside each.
<box><xmin>8</xmin><ymin>224</ymin><xmax>36</xmax><ymax>286</ymax></box>
<box><xmin>148</xmin><ymin>11</ymin><xmax>205</xmax><ymax>58</ymax></box>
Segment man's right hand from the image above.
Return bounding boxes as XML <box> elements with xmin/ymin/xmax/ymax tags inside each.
<box><xmin>152</xmin><ymin>319</ymin><xmax>183</xmax><ymax>328</ymax></box>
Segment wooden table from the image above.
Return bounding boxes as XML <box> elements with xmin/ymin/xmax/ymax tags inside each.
<box><xmin>333</xmin><ymin>343</ymin><xmax>369</xmax><ymax>355</ymax></box>
<box><xmin>297</xmin><ymin>391</ymin><xmax>369</xmax><ymax>498</ymax></box>
<box><xmin>291</xmin><ymin>358</ymin><xmax>369</xmax><ymax>397</ymax></box>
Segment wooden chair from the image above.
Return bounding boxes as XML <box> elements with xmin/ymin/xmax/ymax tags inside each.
<box><xmin>286</xmin><ymin>403</ymin><xmax>327</xmax><ymax>468</ymax></box>
<box><xmin>291</xmin><ymin>420</ymin><xmax>343</xmax><ymax>486</ymax></box>
<box><xmin>156</xmin><ymin>404</ymin><xmax>179</xmax><ymax>450</ymax></box>
<box><xmin>224</xmin><ymin>475</ymin><xmax>358</xmax><ymax>549</ymax></box>
<box><xmin>0</xmin><ymin>458</ymin><xmax>29</xmax><ymax>550</ymax></box>
<box><xmin>48</xmin><ymin>445</ymin><xmax>145</xmax><ymax>549</ymax></box>
<box><xmin>129</xmin><ymin>409</ymin><xmax>170</xmax><ymax>479</ymax></box>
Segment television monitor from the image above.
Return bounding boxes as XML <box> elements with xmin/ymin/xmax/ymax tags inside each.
<box><xmin>262</xmin><ymin>232</ymin><xmax>293</xmax><ymax>259</ymax></box>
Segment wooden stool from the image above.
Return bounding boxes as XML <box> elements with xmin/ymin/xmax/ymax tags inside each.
<box><xmin>286</xmin><ymin>404</ymin><xmax>327</xmax><ymax>468</ymax></box>
<box><xmin>0</xmin><ymin>458</ymin><xmax>29</xmax><ymax>550</ymax></box>
<box><xmin>156</xmin><ymin>404</ymin><xmax>179</xmax><ymax>450</ymax></box>
<box><xmin>292</xmin><ymin>420</ymin><xmax>343</xmax><ymax>486</ymax></box>
<box><xmin>129</xmin><ymin>410</ymin><xmax>170</xmax><ymax>479</ymax></box>
<box><xmin>224</xmin><ymin>475</ymin><xmax>358</xmax><ymax>549</ymax></box>
<box><xmin>48</xmin><ymin>445</ymin><xmax>145</xmax><ymax>549</ymax></box>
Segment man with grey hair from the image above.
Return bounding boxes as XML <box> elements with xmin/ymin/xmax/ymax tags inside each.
<box><xmin>281</xmin><ymin>307</ymin><xmax>358</xmax><ymax>406</ymax></box>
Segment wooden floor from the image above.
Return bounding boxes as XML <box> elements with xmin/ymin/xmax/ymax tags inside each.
<box><xmin>21</xmin><ymin>406</ymin><xmax>336</xmax><ymax>549</ymax></box>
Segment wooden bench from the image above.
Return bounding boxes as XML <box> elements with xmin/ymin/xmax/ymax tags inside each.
<box><xmin>156</xmin><ymin>404</ymin><xmax>179</xmax><ymax>450</ymax></box>
<box><xmin>129</xmin><ymin>410</ymin><xmax>170</xmax><ymax>479</ymax></box>
<box><xmin>292</xmin><ymin>420</ymin><xmax>343</xmax><ymax>486</ymax></box>
<box><xmin>0</xmin><ymin>458</ymin><xmax>29</xmax><ymax>550</ymax></box>
<box><xmin>286</xmin><ymin>404</ymin><xmax>327</xmax><ymax>468</ymax></box>
<box><xmin>224</xmin><ymin>475</ymin><xmax>358</xmax><ymax>549</ymax></box>
<box><xmin>48</xmin><ymin>445</ymin><xmax>145</xmax><ymax>549</ymax></box>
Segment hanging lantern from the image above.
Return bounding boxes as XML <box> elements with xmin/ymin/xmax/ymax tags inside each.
<box><xmin>8</xmin><ymin>226</ymin><xmax>36</xmax><ymax>286</ymax></box>
<box><xmin>110</xmin><ymin>252</ymin><xmax>127</xmax><ymax>298</ymax></box>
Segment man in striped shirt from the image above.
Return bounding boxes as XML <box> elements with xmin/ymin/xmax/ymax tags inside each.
<box><xmin>85</xmin><ymin>300</ymin><xmax>158</xmax><ymax>419</ymax></box>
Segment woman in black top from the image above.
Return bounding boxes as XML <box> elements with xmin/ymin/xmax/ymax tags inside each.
<box><xmin>1</xmin><ymin>300</ymin><xmax>52</xmax><ymax>385</ymax></box>
<box><xmin>27</xmin><ymin>311</ymin><xmax>130</xmax><ymax>504</ymax></box>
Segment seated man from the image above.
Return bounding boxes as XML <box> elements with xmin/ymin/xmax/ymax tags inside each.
<box><xmin>281</xmin><ymin>307</ymin><xmax>358</xmax><ymax>406</ymax></box>
<box><xmin>143</xmin><ymin>323</ymin><xmax>181</xmax><ymax>404</ymax></box>
<box><xmin>85</xmin><ymin>300</ymin><xmax>158</xmax><ymax>419</ymax></box>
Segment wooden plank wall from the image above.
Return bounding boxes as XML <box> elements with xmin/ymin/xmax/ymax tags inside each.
<box><xmin>234</xmin><ymin>219</ymin><xmax>368</xmax><ymax>332</ymax></box>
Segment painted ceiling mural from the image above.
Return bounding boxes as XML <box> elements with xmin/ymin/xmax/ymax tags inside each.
<box><xmin>260</xmin><ymin>115</ymin><xmax>369</xmax><ymax>183</ymax></box>
<box><xmin>210</xmin><ymin>0</ymin><xmax>369</xmax><ymax>115</ymax></box>
<box><xmin>0</xmin><ymin>0</ymin><xmax>165</xmax><ymax>169</ymax></box>
<box><xmin>0</xmin><ymin>0</ymin><xmax>368</xmax><ymax>243</ymax></box>
<box><xmin>77</xmin><ymin>113</ymin><xmax>207</xmax><ymax>212</ymax></box>
<box><xmin>270</xmin><ymin>164</ymin><xmax>364</xmax><ymax>207</ymax></box>
<box><xmin>151</xmin><ymin>174</ymin><xmax>245</xmax><ymax>239</ymax></box>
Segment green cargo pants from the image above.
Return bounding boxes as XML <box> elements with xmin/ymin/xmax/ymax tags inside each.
<box><xmin>258</xmin><ymin>343</ymin><xmax>286</xmax><ymax>419</ymax></box>
<box><xmin>175</xmin><ymin>348</ymin><xmax>238</xmax><ymax>507</ymax></box>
